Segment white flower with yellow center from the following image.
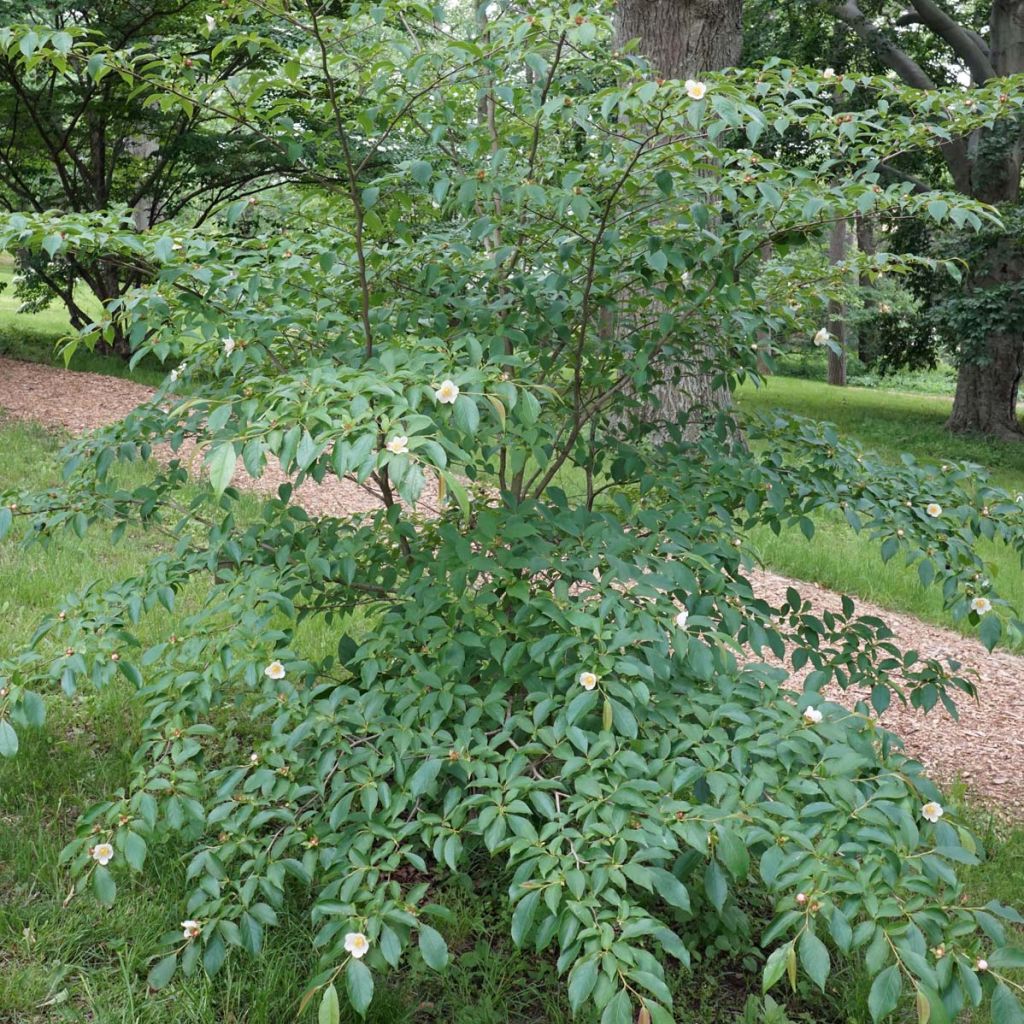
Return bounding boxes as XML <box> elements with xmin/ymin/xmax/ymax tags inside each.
<box><xmin>91</xmin><ymin>842</ymin><xmax>114</xmax><ymax>866</ymax></box>
<box><xmin>434</xmin><ymin>379</ymin><xmax>460</xmax><ymax>404</ymax></box>
<box><xmin>926</xmin><ymin>503</ymin><xmax>942</xmax><ymax>518</ymax></box>
<box><xmin>578</xmin><ymin>671</ymin><xmax>598</xmax><ymax>691</ymax></box>
<box><xmin>344</xmin><ymin>932</ymin><xmax>370</xmax><ymax>958</ymax></box>
<box><xmin>182</xmin><ymin>919</ymin><xmax>202</xmax><ymax>940</ymax></box>
<box><xmin>813</xmin><ymin>328</ymin><xmax>830</xmax><ymax>347</ymax></box>
<box><xmin>971</xmin><ymin>596</ymin><xmax>992</xmax><ymax>615</ymax></box>
<box><xmin>385</xmin><ymin>436</ymin><xmax>409</xmax><ymax>455</ymax></box>
<box><xmin>675</xmin><ymin>608</ymin><xmax>689</xmax><ymax>629</ymax></box>
<box><xmin>264</xmin><ymin>660</ymin><xmax>286</xmax><ymax>680</ymax></box>
<box><xmin>685</xmin><ymin>79</ymin><xmax>707</xmax><ymax>100</ymax></box>
<box><xmin>223</xmin><ymin>337</ymin><xmax>235</xmax><ymax>356</ymax></box>
<box><xmin>802</xmin><ymin>706</ymin><xmax>823</xmax><ymax>724</ymax></box>
<box><xmin>921</xmin><ymin>801</ymin><xmax>944</xmax><ymax>823</ymax></box>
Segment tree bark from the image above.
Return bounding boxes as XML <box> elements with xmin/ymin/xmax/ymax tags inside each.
<box><xmin>947</xmin><ymin>239</ymin><xmax>1024</xmax><ymax>439</ymax></box>
<box><xmin>613</xmin><ymin>0</ymin><xmax>744</xmax><ymax>436</ymax></box>
<box><xmin>827</xmin><ymin>219</ymin><xmax>848</xmax><ymax>386</ymax></box>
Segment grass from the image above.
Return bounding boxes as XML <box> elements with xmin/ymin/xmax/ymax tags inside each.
<box><xmin>736</xmin><ymin>375</ymin><xmax>1024</xmax><ymax>647</ymax></box>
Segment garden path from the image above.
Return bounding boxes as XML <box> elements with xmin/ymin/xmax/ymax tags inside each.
<box><xmin>1</xmin><ymin>355</ymin><xmax>1022</xmax><ymax>815</ymax></box>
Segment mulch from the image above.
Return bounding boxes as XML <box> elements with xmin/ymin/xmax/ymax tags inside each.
<box><xmin>2</xmin><ymin>355</ymin><xmax>1022</xmax><ymax>815</ymax></box>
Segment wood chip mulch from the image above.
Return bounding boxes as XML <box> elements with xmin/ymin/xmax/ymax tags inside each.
<box><xmin>2</xmin><ymin>355</ymin><xmax>1022</xmax><ymax>816</ymax></box>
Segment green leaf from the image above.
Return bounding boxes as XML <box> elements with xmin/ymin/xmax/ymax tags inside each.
<box><xmin>93</xmin><ymin>865</ymin><xmax>116</xmax><ymax>906</ymax></box>
<box><xmin>0</xmin><ymin>719</ymin><xmax>18</xmax><ymax>757</ymax></box>
<box><xmin>122</xmin><ymin>831</ymin><xmax>147</xmax><ymax>872</ymax></box>
<box><xmin>453</xmin><ymin>395</ymin><xmax>480</xmax><ymax>435</ymax></box>
<box><xmin>346</xmin><ymin>959</ymin><xmax>374</xmax><ymax>1017</ymax></box>
<box><xmin>409</xmin><ymin>758</ymin><xmax>442</xmax><ymax>796</ymax></box>
<box><xmin>511</xmin><ymin>889</ymin><xmax>540</xmax><ymax>946</ymax></box>
<box><xmin>992</xmin><ymin>982</ymin><xmax>1024</xmax><ymax>1024</ymax></box>
<box><xmin>868</xmin><ymin>964</ymin><xmax>902</xmax><ymax>1022</ymax></box>
<box><xmin>763</xmin><ymin>944</ymin><xmax>792</xmax><ymax>992</ymax></box>
<box><xmin>207</xmin><ymin>442</ymin><xmax>236</xmax><ymax>495</ymax></box>
<box><xmin>418</xmin><ymin>924</ymin><xmax>448</xmax><ymax>971</ymax></box>
<box><xmin>798</xmin><ymin>930</ymin><xmax>830</xmax><ymax>992</ymax></box>
<box><xmin>410</xmin><ymin>160</ymin><xmax>432</xmax><ymax>185</ymax></box>
<box><xmin>319</xmin><ymin>983</ymin><xmax>341</xmax><ymax>1024</ymax></box>
<box><xmin>568</xmin><ymin>959</ymin><xmax>599</xmax><ymax>1011</ymax></box>
<box><xmin>147</xmin><ymin>953</ymin><xmax>177</xmax><ymax>990</ymax></box>
<box><xmin>0</xmin><ymin>505</ymin><xmax>13</xmax><ymax>540</ymax></box>
<box><xmin>716</xmin><ymin>828</ymin><xmax>749</xmax><ymax>879</ymax></box>
<box><xmin>601</xmin><ymin>989</ymin><xmax>632</xmax><ymax>1024</ymax></box>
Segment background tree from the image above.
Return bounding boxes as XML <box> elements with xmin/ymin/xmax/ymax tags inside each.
<box><xmin>812</xmin><ymin>0</ymin><xmax>1024</xmax><ymax>438</ymax></box>
<box><xmin>0</xmin><ymin>0</ymin><xmax>298</xmax><ymax>354</ymax></box>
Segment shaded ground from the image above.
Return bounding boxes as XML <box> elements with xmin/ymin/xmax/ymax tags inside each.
<box><xmin>1</xmin><ymin>355</ymin><xmax>1022</xmax><ymax>813</ymax></box>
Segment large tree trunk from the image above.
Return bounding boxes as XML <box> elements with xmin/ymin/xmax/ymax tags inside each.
<box><xmin>614</xmin><ymin>0</ymin><xmax>744</xmax><ymax>435</ymax></box>
<box><xmin>827</xmin><ymin>218</ymin><xmax>848</xmax><ymax>387</ymax></box>
<box><xmin>947</xmin><ymin>241</ymin><xmax>1024</xmax><ymax>439</ymax></box>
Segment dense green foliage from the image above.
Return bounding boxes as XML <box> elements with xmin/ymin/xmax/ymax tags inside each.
<box><xmin>2</xmin><ymin>3</ymin><xmax>1024</xmax><ymax>1023</ymax></box>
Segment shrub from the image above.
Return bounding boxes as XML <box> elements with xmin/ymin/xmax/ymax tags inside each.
<box><xmin>2</xmin><ymin>4</ymin><xmax>1024</xmax><ymax>1022</ymax></box>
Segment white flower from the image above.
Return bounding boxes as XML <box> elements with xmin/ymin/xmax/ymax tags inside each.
<box><xmin>879</xmin><ymin>302</ymin><xmax>892</xmax><ymax>314</ymax></box>
<box><xmin>249</xmin><ymin>751</ymin><xmax>259</xmax><ymax>764</ymax></box>
<box><xmin>977</xmin><ymin>958</ymin><xmax>989</xmax><ymax>972</ymax></box>
<box><xmin>675</xmin><ymin>608</ymin><xmax>689</xmax><ymax>629</ymax></box>
<box><xmin>802</xmin><ymin>706</ymin><xmax>823</xmax><ymax>724</ymax></box>
<box><xmin>344</xmin><ymin>932</ymin><xmax>370</xmax><ymax>958</ymax></box>
<box><xmin>971</xmin><ymin>596</ymin><xmax>992</xmax><ymax>615</ymax></box>
<box><xmin>921</xmin><ymin>801</ymin><xmax>944</xmax><ymax>823</ymax></box>
<box><xmin>926</xmin><ymin>503</ymin><xmax>942</xmax><ymax>518</ymax></box>
<box><xmin>182</xmin><ymin>919</ymin><xmax>202</xmax><ymax>940</ymax></box>
<box><xmin>264</xmin><ymin>660</ymin><xmax>286</xmax><ymax>680</ymax></box>
<box><xmin>169</xmin><ymin>362</ymin><xmax>186</xmax><ymax>382</ymax></box>
<box><xmin>685</xmin><ymin>79</ymin><xmax>707</xmax><ymax>101</ymax></box>
<box><xmin>223</xmin><ymin>337</ymin><xmax>235</xmax><ymax>356</ymax></box>
<box><xmin>823</xmin><ymin>67</ymin><xmax>836</xmax><ymax>79</ymax></box>
<box><xmin>578</xmin><ymin>671</ymin><xmax>598</xmax><ymax>691</ymax></box>
<box><xmin>205</xmin><ymin>14</ymin><xmax>217</xmax><ymax>31</ymax></box>
<box><xmin>434</xmin><ymin>379</ymin><xmax>460</xmax><ymax>404</ymax></box>
<box><xmin>91</xmin><ymin>842</ymin><xmax>114</xmax><ymax>866</ymax></box>
<box><xmin>385</xmin><ymin>435</ymin><xmax>409</xmax><ymax>455</ymax></box>
<box><xmin>813</xmin><ymin>328</ymin><xmax>830</xmax><ymax>347</ymax></box>
<box><xmin>796</xmin><ymin>892</ymin><xmax>808</xmax><ymax>904</ymax></box>
<box><xmin>681</xmin><ymin>271</ymin><xmax>692</xmax><ymax>286</ymax></box>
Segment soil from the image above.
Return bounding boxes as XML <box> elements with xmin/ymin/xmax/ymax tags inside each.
<box><xmin>2</xmin><ymin>355</ymin><xmax>1022</xmax><ymax>815</ymax></box>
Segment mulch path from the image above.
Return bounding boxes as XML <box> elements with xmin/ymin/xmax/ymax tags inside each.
<box><xmin>2</xmin><ymin>355</ymin><xmax>1022</xmax><ymax>816</ymax></box>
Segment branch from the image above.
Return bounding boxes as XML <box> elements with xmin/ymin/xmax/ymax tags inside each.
<box><xmin>904</xmin><ymin>0</ymin><xmax>996</xmax><ymax>82</ymax></box>
<box><xmin>827</xmin><ymin>0</ymin><xmax>937</xmax><ymax>89</ymax></box>
<box><xmin>825</xmin><ymin>1</ymin><xmax>974</xmax><ymax>191</ymax></box>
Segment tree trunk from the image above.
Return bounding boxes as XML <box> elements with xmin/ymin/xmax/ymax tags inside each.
<box><xmin>613</xmin><ymin>0</ymin><xmax>744</xmax><ymax>435</ymax></box>
<box><xmin>614</xmin><ymin>0</ymin><xmax>743</xmax><ymax>78</ymax></box>
<box><xmin>856</xmin><ymin>216</ymin><xmax>874</xmax><ymax>365</ymax></box>
<box><xmin>827</xmin><ymin>219</ymin><xmax>848</xmax><ymax>387</ymax></box>
<box><xmin>946</xmin><ymin>241</ymin><xmax>1024</xmax><ymax>439</ymax></box>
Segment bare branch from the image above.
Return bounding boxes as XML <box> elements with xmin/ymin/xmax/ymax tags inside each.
<box><xmin>904</xmin><ymin>0</ymin><xmax>996</xmax><ymax>82</ymax></box>
<box><xmin>827</xmin><ymin>0</ymin><xmax>937</xmax><ymax>88</ymax></box>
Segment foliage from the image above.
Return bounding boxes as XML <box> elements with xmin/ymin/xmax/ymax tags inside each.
<box><xmin>2</xmin><ymin>3</ymin><xmax>1024</xmax><ymax>1023</ymax></box>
